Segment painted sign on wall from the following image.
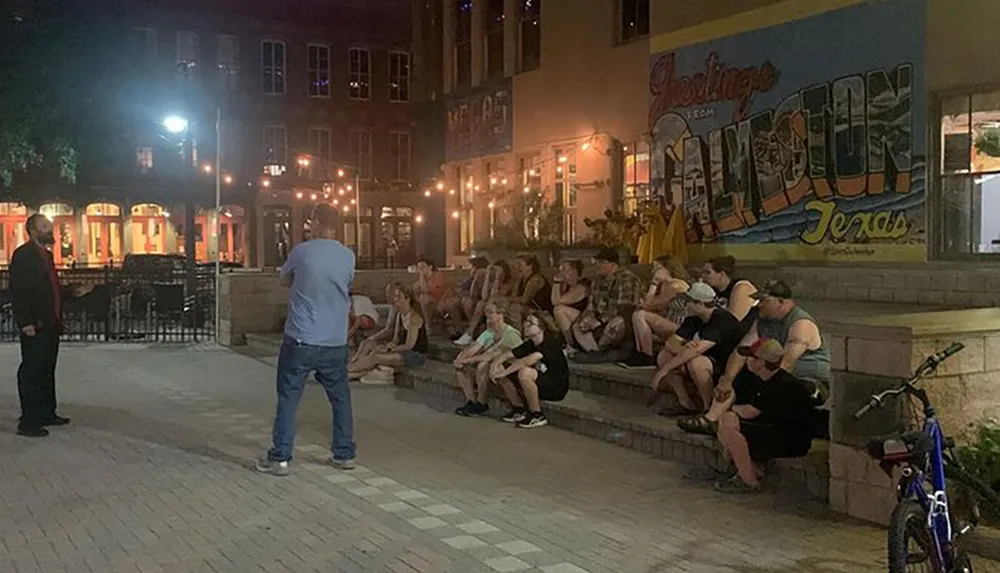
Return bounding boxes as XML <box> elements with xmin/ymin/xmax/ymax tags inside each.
<box><xmin>445</xmin><ymin>78</ymin><xmax>513</xmax><ymax>162</ymax></box>
<box><xmin>648</xmin><ymin>0</ymin><xmax>926</xmax><ymax>261</ymax></box>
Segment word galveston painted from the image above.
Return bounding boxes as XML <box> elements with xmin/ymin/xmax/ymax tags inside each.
<box><xmin>799</xmin><ymin>200</ymin><xmax>909</xmax><ymax>245</ymax></box>
<box><xmin>651</xmin><ymin>53</ymin><xmax>915</xmax><ymax>242</ymax></box>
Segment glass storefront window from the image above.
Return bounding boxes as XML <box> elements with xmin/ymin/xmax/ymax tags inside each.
<box><xmin>623</xmin><ymin>141</ymin><xmax>651</xmax><ymax>215</ymax></box>
<box><xmin>938</xmin><ymin>88</ymin><xmax>1000</xmax><ymax>255</ymax></box>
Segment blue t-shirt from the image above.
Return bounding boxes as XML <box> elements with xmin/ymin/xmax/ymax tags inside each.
<box><xmin>280</xmin><ymin>239</ymin><xmax>355</xmax><ymax>346</ymax></box>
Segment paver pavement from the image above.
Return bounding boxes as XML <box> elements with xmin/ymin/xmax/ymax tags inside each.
<box><xmin>0</xmin><ymin>342</ymin><xmax>997</xmax><ymax>573</ymax></box>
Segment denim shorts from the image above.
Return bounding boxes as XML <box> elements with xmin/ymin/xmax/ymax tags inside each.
<box><xmin>401</xmin><ymin>351</ymin><xmax>426</xmax><ymax>367</ymax></box>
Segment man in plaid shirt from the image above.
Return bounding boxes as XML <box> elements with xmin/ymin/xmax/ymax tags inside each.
<box><xmin>572</xmin><ymin>247</ymin><xmax>644</xmax><ymax>352</ymax></box>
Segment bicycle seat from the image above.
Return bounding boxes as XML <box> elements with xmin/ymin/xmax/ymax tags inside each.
<box><xmin>866</xmin><ymin>432</ymin><xmax>933</xmax><ymax>463</ymax></box>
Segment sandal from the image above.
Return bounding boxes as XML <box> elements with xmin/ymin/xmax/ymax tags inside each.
<box><xmin>713</xmin><ymin>475</ymin><xmax>761</xmax><ymax>495</ymax></box>
<box><xmin>677</xmin><ymin>415</ymin><xmax>717</xmax><ymax>436</ymax></box>
<box><xmin>656</xmin><ymin>403</ymin><xmax>699</xmax><ymax>417</ymax></box>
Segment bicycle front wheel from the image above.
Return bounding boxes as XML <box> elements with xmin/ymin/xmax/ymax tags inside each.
<box><xmin>889</xmin><ymin>499</ymin><xmax>942</xmax><ymax>573</ymax></box>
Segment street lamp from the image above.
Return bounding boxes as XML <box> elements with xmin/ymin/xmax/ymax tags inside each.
<box><xmin>163</xmin><ymin>115</ymin><xmax>189</xmax><ymax>134</ymax></box>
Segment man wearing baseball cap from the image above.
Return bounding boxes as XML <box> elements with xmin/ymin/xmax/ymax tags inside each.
<box><xmin>647</xmin><ymin>281</ymin><xmax>745</xmax><ymax>416</ymax></box>
<box><xmin>678</xmin><ymin>278</ymin><xmax>829</xmax><ymax>436</ymax></box>
<box><xmin>712</xmin><ymin>337</ymin><xmax>818</xmax><ymax>494</ymax></box>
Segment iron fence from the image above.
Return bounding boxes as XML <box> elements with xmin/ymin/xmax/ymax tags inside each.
<box><xmin>0</xmin><ymin>266</ymin><xmax>216</xmax><ymax>343</ymax></box>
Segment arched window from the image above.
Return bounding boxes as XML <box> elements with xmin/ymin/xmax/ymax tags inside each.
<box><xmin>130</xmin><ymin>203</ymin><xmax>165</xmax><ymax>217</ymax></box>
<box><xmin>0</xmin><ymin>202</ymin><xmax>27</xmax><ymax>216</ymax></box>
<box><xmin>85</xmin><ymin>203</ymin><xmax>122</xmax><ymax>217</ymax></box>
<box><xmin>39</xmin><ymin>203</ymin><xmax>74</xmax><ymax>217</ymax></box>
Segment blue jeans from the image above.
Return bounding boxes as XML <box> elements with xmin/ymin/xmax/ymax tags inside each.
<box><xmin>268</xmin><ymin>337</ymin><xmax>355</xmax><ymax>463</ymax></box>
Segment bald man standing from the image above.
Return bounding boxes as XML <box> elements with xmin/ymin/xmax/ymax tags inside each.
<box><xmin>10</xmin><ymin>214</ymin><xmax>91</xmax><ymax>437</ymax></box>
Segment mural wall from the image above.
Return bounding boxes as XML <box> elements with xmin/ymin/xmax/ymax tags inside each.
<box><xmin>649</xmin><ymin>0</ymin><xmax>927</xmax><ymax>261</ymax></box>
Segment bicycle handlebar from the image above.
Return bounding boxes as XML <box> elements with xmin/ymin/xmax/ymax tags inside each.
<box><xmin>852</xmin><ymin>342</ymin><xmax>965</xmax><ymax>420</ymax></box>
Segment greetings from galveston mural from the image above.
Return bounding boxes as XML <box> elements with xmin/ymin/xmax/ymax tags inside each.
<box><xmin>649</xmin><ymin>0</ymin><xmax>927</xmax><ymax>260</ymax></box>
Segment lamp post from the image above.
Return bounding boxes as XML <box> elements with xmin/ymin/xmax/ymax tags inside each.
<box><xmin>162</xmin><ymin>115</ymin><xmax>197</xmax><ymax>293</ymax></box>
<box><xmin>164</xmin><ymin>110</ymin><xmax>222</xmax><ymax>335</ymax></box>
<box><xmin>337</xmin><ymin>167</ymin><xmax>363</xmax><ymax>258</ymax></box>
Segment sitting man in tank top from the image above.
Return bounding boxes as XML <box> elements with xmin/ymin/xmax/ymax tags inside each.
<box><xmin>698</xmin><ymin>255</ymin><xmax>758</xmax><ymax>331</ymax></box>
<box><xmin>677</xmin><ymin>279</ymin><xmax>830</xmax><ymax>436</ymax></box>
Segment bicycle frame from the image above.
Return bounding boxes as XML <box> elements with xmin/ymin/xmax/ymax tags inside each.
<box><xmin>901</xmin><ymin>412</ymin><xmax>954</xmax><ymax>571</ymax></box>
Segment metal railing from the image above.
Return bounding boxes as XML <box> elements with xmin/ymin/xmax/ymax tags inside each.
<box><xmin>0</xmin><ymin>266</ymin><xmax>216</xmax><ymax>343</ymax></box>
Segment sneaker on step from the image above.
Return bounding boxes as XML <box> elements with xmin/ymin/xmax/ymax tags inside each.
<box><xmin>517</xmin><ymin>412</ymin><xmax>548</xmax><ymax>429</ymax></box>
<box><xmin>254</xmin><ymin>457</ymin><xmax>290</xmax><ymax>476</ymax></box>
<box><xmin>502</xmin><ymin>408</ymin><xmax>527</xmax><ymax>424</ymax></box>
<box><xmin>456</xmin><ymin>401</ymin><xmax>488</xmax><ymax>417</ymax></box>
<box><xmin>454</xmin><ymin>333</ymin><xmax>474</xmax><ymax>346</ymax></box>
<box><xmin>360</xmin><ymin>368</ymin><xmax>394</xmax><ymax>385</ymax></box>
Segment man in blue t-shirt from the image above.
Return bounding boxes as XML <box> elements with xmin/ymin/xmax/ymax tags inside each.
<box><xmin>256</xmin><ymin>204</ymin><xmax>357</xmax><ymax>476</ymax></box>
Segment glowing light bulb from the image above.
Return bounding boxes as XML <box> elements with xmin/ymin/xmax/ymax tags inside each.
<box><xmin>350</xmin><ymin>199</ymin><xmax>356</xmax><ymax>205</ymax></box>
<box><xmin>449</xmin><ymin>189</ymin><xmax>455</xmax><ymax>195</ymax></box>
<box><xmin>436</xmin><ymin>182</ymin><xmax>444</xmax><ymax>191</ymax></box>
<box><xmin>310</xmin><ymin>193</ymin><xmax>317</xmax><ymax>200</ymax></box>
<box><xmin>523</xmin><ymin>186</ymin><xmax>530</xmax><ymax>193</ymax></box>
<box><xmin>501</xmin><ymin>178</ymin><xmax>508</xmax><ymax>185</ymax></box>
<box><xmin>295</xmin><ymin>192</ymin><xmax>303</xmax><ymax>199</ymax></box>
<box><xmin>223</xmin><ymin>175</ymin><xmax>233</xmax><ymax>184</ymax></box>
<box><xmin>262</xmin><ymin>179</ymin><xmax>271</xmax><ymax>188</ymax></box>
<box><xmin>415</xmin><ymin>214</ymin><xmax>424</xmax><ymax>223</ymax></box>
<box><xmin>558</xmin><ymin>156</ymin><xmax>567</xmax><ymax>164</ymax></box>
<box><xmin>488</xmin><ymin>201</ymin><xmax>495</xmax><ymax>209</ymax></box>
<box><xmin>452</xmin><ymin>211</ymin><xmax>460</xmax><ymax>219</ymax></box>
<box><xmin>343</xmin><ymin>205</ymin><xmax>350</xmax><ymax>212</ymax></box>
<box><xmin>582</xmin><ymin>142</ymin><xmax>591</xmax><ymax>150</ymax></box>
<box><xmin>202</xmin><ymin>163</ymin><xmax>212</xmax><ymax>173</ymax></box>
<box><xmin>490</xmin><ymin>177</ymin><xmax>497</xmax><ymax>185</ymax></box>
<box><xmin>337</xmin><ymin>168</ymin><xmax>345</xmax><ymax>177</ymax></box>
<box><xmin>424</xmin><ymin>190</ymin><xmax>431</xmax><ymax>197</ymax></box>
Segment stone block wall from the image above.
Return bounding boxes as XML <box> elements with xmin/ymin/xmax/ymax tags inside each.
<box><xmin>218</xmin><ymin>268</ymin><xmax>467</xmax><ymax>345</ymax></box>
<box><xmin>740</xmin><ymin>263</ymin><xmax>1000</xmax><ymax>307</ymax></box>
<box><xmin>825</xmin><ymin>309</ymin><xmax>1000</xmax><ymax>526</ymax></box>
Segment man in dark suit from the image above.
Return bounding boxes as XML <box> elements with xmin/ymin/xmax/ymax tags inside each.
<box><xmin>10</xmin><ymin>213</ymin><xmax>91</xmax><ymax>437</ymax></box>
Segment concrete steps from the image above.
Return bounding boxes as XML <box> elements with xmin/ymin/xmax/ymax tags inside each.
<box><xmin>400</xmin><ymin>360</ymin><xmax>829</xmax><ymax>502</ymax></box>
<box><xmin>243</xmin><ymin>330</ymin><xmax>830</xmax><ymax>502</ymax></box>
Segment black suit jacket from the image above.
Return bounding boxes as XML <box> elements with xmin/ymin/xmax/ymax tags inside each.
<box><xmin>10</xmin><ymin>242</ymin><xmax>63</xmax><ymax>332</ymax></box>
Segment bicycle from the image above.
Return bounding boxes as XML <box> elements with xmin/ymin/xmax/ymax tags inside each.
<box><xmin>854</xmin><ymin>342</ymin><xmax>1000</xmax><ymax>573</ymax></box>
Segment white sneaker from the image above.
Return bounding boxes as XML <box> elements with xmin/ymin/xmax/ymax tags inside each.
<box><xmin>360</xmin><ymin>368</ymin><xmax>394</xmax><ymax>385</ymax></box>
<box><xmin>454</xmin><ymin>333</ymin><xmax>473</xmax><ymax>346</ymax></box>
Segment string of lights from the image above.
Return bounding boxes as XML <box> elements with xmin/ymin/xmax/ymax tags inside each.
<box><xmin>419</xmin><ymin>132</ymin><xmax>612</xmax><ymax>220</ymax></box>
<box><xmin>183</xmin><ymin>130</ymin><xmax>615</xmax><ymax>228</ymax></box>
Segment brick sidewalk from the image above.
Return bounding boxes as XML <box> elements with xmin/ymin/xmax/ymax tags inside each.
<box><xmin>0</xmin><ymin>342</ymin><xmax>996</xmax><ymax>573</ymax></box>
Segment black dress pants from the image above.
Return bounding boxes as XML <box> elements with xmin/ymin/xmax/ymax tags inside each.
<box><xmin>17</xmin><ymin>330</ymin><xmax>60</xmax><ymax>428</ymax></box>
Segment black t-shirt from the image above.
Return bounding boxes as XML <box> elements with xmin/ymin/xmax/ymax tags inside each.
<box><xmin>675</xmin><ymin>309</ymin><xmax>745</xmax><ymax>366</ymax></box>
<box><xmin>512</xmin><ymin>334</ymin><xmax>569</xmax><ymax>382</ymax></box>
<box><xmin>739</xmin><ymin>369</ymin><xmax>817</xmax><ymax>429</ymax></box>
